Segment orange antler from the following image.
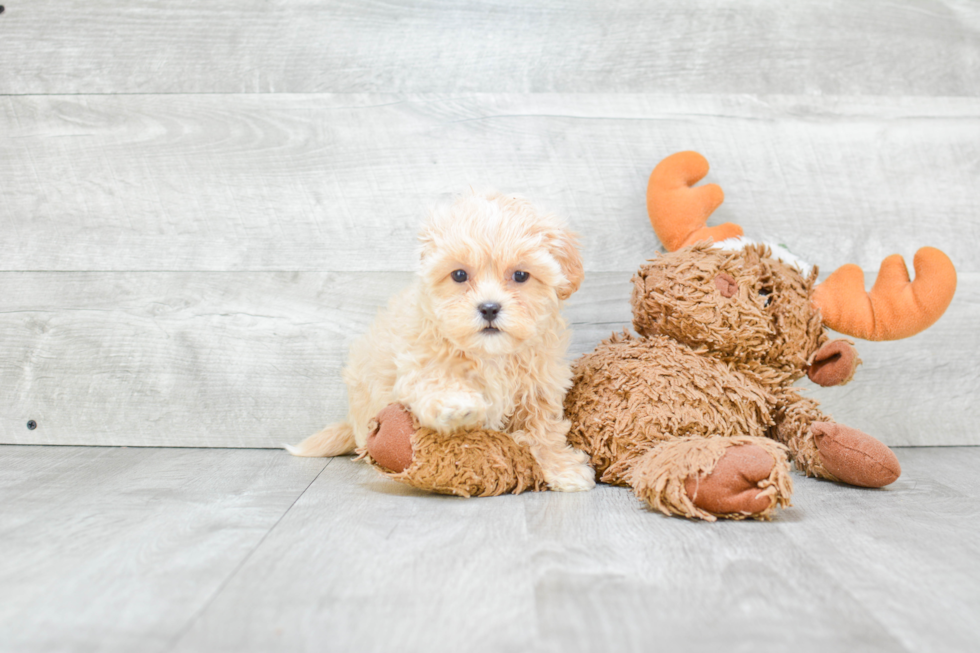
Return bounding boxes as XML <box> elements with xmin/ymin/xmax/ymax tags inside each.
<box><xmin>812</xmin><ymin>247</ymin><xmax>957</xmax><ymax>341</ymax></box>
<box><xmin>646</xmin><ymin>151</ymin><xmax>743</xmax><ymax>251</ymax></box>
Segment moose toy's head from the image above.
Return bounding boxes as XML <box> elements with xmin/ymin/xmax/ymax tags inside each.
<box><xmin>631</xmin><ymin>241</ymin><xmax>828</xmax><ymax>380</ymax></box>
<box><xmin>632</xmin><ymin>151</ymin><xmax>957</xmax><ymax>386</ymax></box>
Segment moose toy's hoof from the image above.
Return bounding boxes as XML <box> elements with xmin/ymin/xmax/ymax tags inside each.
<box><xmin>365</xmin><ymin>404</ymin><xmax>416</xmax><ymax>473</ymax></box>
<box><xmin>811</xmin><ymin>422</ymin><xmax>901</xmax><ymax>488</ymax></box>
<box><xmin>684</xmin><ymin>444</ymin><xmax>778</xmax><ymax>516</ymax></box>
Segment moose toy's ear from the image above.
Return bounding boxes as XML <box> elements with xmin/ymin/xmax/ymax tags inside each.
<box><xmin>807</xmin><ymin>339</ymin><xmax>861</xmax><ymax>387</ymax></box>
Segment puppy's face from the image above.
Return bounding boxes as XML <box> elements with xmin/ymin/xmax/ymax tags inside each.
<box><xmin>418</xmin><ymin>192</ymin><xmax>583</xmax><ymax>356</ymax></box>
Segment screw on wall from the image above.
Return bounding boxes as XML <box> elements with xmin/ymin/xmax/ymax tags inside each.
<box><xmin>0</xmin><ymin>7</ymin><xmax>5</xmax><ymax>16</ymax></box>
<box><xmin>27</xmin><ymin>420</ymin><xmax>37</xmax><ymax>430</ymax></box>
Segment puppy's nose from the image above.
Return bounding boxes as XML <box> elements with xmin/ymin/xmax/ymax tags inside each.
<box><xmin>478</xmin><ymin>302</ymin><xmax>501</xmax><ymax>322</ymax></box>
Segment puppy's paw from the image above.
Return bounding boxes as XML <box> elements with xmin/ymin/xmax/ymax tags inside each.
<box><xmin>416</xmin><ymin>392</ymin><xmax>488</xmax><ymax>433</ymax></box>
<box><xmin>436</xmin><ymin>392</ymin><xmax>488</xmax><ymax>430</ymax></box>
<box><xmin>542</xmin><ymin>449</ymin><xmax>596</xmax><ymax>492</ymax></box>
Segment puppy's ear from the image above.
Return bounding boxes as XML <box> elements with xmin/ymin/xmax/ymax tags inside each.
<box><xmin>417</xmin><ymin>225</ymin><xmax>435</xmax><ymax>262</ymax></box>
<box><xmin>548</xmin><ymin>229</ymin><xmax>584</xmax><ymax>300</ymax></box>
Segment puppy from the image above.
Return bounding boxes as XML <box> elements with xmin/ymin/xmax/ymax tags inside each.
<box><xmin>287</xmin><ymin>190</ymin><xmax>595</xmax><ymax>491</ymax></box>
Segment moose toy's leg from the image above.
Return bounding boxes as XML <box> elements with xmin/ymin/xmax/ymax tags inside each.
<box><xmin>360</xmin><ymin>403</ymin><xmax>548</xmax><ymax>497</ymax></box>
<box><xmin>774</xmin><ymin>395</ymin><xmax>901</xmax><ymax>487</ymax></box>
<box><xmin>623</xmin><ymin>435</ymin><xmax>793</xmax><ymax>522</ymax></box>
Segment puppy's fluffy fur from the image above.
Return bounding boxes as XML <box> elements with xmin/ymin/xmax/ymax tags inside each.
<box><xmin>288</xmin><ymin>191</ymin><xmax>595</xmax><ymax>491</ymax></box>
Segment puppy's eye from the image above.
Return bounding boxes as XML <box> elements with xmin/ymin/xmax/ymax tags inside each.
<box><xmin>759</xmin><ymin>288</ymin><xmax>772</xmax><ymax>307</ymax></box>
<box><xmin>451</xmin><ymin>270</ymin><xmax>468</xmax><ymax>283</ymax></box>
<box><xmin>512</xmin><ymin>270</ymin><xmax>530</xmax><ymax>283</ymax></box>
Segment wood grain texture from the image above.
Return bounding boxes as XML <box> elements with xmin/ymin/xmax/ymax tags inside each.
<box><xmin>1</xmin><ymin>93</ymin><xmax>977</xmax><ymax>273</ymax></box>
<box><xmin>3</xmin><ymin>446</ymin><xmax>977</xmax><ymax>652</ymax></box>
<box><xmin>0</xmin><ymin>446</ymin><xmax>327</xmax><ymax>653</ymax></box>
<box><xmin>1</xmin><ymin>1</ymin><xmax>979</xmax><ymax>96</ymax></box>
<box><xmin>776</xmin><ymin>447</ymin><xmax>980</xmax><ymax>652</ymax></box>
<box><xmin>0</xmin><ymin>271</ymin><xmax>630</xmax><ymax>447</ymax></box>
<box><xmin>1</xmin><ymin>271</ymin><xmax>975</xmax><ymax>448</ymax></box>
<box><xmin>526</xmin><ymin>490</ymin><xmax>908</xmax><ymax>653</ymax></box>
<box><xmin>166</xmin><ymin>449</ymin><xmax>980</xmax><ymax>653</ymax></box>
<box><xmin>170</xmin><ymin>454</ymin><xmax>538</xmax><ymax>653</ymax></box>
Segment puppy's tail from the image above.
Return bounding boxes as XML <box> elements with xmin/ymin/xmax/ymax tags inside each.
<box><xmin>285</xmin><ymin>422</ymin><xmax>356</xmax><ymax>457</ymax></box>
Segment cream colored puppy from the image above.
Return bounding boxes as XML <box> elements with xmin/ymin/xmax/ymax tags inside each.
<box><xmin>288</xmin><ymin>191</ymin><xmax>595</xmax><ymax>492</ymax></box>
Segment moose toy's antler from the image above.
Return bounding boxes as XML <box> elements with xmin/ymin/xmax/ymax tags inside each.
<box><xmin>646</xmin><ymin>151</ymin><xmax>743</xmax><ymax>251</ymax></box>
<box><xmin>812</xmin><ymin>248</ymin><xmax>957</xmax><ymax>341</ymax></box>
<box><xmin>647</xmin><ymin>151</ymin><xmax>957</xmax><ymax>341</ymax></box>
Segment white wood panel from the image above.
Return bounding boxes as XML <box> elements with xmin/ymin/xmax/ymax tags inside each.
<box><xmin>1</xmin><ymin>1</ymin><xmax>979</xmax><ymax>96</ymax></box>
<box><xmin>1</xmin><ymin>94</ymin><xmax>977</xmax><ymax>274</ymax></box>
<box><xmin>0</xmin><ymin>446</ymin><xmax>327</xmax><ymax>653</ymax></box>
<box><xmin>0</xmin><ymin>271</ymin><xmax>391</xmax><ymax>448</ymax></box>
<box><xmin>1</xmin><ymin>271</ymin><xmax>975</xmax><ymax>448</ymax></box>
<box><xmin>0</xmin><ymin>271</ymin><xmax>631</xmax><ymax>447</ymax></box>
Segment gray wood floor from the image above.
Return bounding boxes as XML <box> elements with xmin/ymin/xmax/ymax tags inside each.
<box><xmin>2</xmin><ymin>444</ymin><xmax>978</xmax><ymax>653</ymax></box>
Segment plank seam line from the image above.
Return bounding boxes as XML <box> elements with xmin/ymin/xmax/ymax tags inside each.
<box><xmin>0</xmin><ymin>92</ymin><xmax>405</xmax><ymax>98</ymax></box>
<box><xmin>163</xmin><ymin>455</ymin><xmax>334</xmax><ymax>651</ymax></box>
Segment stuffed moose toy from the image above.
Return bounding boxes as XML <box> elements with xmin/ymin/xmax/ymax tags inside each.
<box><xmin>361</xmin><ymin>151</ymin><xmax>957</xmax><ymax>521</ymax></box>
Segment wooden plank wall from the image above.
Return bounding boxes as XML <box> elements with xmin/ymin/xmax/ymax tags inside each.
<box><xmin>1</xmin><ymin>1</ymin><xmax>977</xmax><ymax>447</ymax></box>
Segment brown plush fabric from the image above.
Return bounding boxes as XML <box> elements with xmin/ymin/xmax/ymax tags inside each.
<box><xmin>811</xmin><ymin>422</ymin><xmax>901</xmax><ymax>488</ymax></box>
<box><xmin>569</xmin><ymin>242</ymin><xmax>829</xmax><ymax>494</ymax></box>
<box><xmin>565</xmin><ymin>239</ymin><xmax>905</xmax><ymax>519</ymax></box>
<box><xmin>771</xmin><ymin>392</ymin><xmax>836</xmax><ymax>481</ymax></box>
<box><xmin>627</xmin><ymin>436</ymin><xmax>792</xmax><ymax>522</ymax></box>
<box><xmin>684</xmin><ymin>444</ymin><xmax>782</xmax><ymax>516</ymax></box>
<box><xmin>807</xmin><ymin>339</ymin><xmax>861</xmax><ymax>387</ymax></box>
<box><xmin>564</xmin><ymin>330</ymin><xmax>774</xmax><ymax>485</ymax></box>
<box><xmin>629</xmin><ymin>243</ymin><xmax>825</xmax><ymax>375</ymax></box>
<box><xmin>365</xmin><ymin>403</ymin><xmax>416</xmax><ymax>473</ymax></box>
<box><xmin>363</xmin><ymin>408</ymin><xmax>547</xmax><ymax>498</ymax></box>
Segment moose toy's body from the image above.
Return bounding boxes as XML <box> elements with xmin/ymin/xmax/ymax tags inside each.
<box><xmin>564</xmin><ymin>241</ymin><xmax>890</xmax><ymax>520</ymax></box>
<box><xmin>359</xmin><ymin>152</ymin><xmax>957</xmax><ymax>521</ymax></box>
